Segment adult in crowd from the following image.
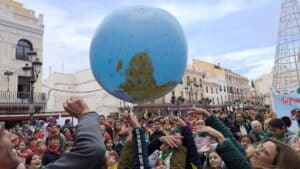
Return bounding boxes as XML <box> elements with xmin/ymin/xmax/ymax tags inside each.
<box><xmin>249</xmin><ymin>120</ymin><xmax>268</xmax><ymax>143</ymax></box>
<box><xmin>0</xmin><ymin>128</ymin><xmax>26</xmax><ymax>169</ymax></box>
<box><xmin>99</xmin><ymin>115</ymin><xmax>113</xmax><ymax>139</ymax></box>
<box><xmin>0</xmin><ymin>97</ymin><xmax>106</xmax><ymax>169</ymax></box>
<box><xmin>218</xmin><ymin>111</ymin><xmax>233</xmax><ymax>129</ymax></box>
<box><xmin>268</xmin><ymin>118</ymin><xmax>295</xmax><ymax>143</ymax></box>
<box><xmin>60</xmin><ymin>119</ymin><xmax>73</xmax><ymax>134</ymax></box>
<box><xmin>46</xmin><ymin>96</ymin><xmax>106</xmax><ymax>169</ymax></box>
<box><xmin>191</xmin><ymin>107</ymin><xmax>300</xmax><ymax>169</ymax></box>
<box><xmin>149</xmin><ymin>120</ymin><xmax>165</xmax><ymax>142</ymax></box>
<box><xmin>230</xmin><ymin>112</ymin><xmax>251</xmax><ymax>139</ymax></box>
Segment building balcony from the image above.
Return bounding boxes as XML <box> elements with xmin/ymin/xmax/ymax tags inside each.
<box><xmin>0</xmin><ymin>91</ymin><xmax>46</xmax><ymax>114</ymax></box>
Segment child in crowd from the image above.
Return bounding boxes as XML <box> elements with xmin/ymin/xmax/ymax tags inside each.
<box><xmin>105</xmin><ymin>138</ymin><xmax>115</xmax><ymax>152</ymax></box>
<box><xmin>239</xmin><ymin>135</ymin><xmax>253</xmax><ymax>148</ymax></box>
<box><xmin>35</xmin><ymin>141</ymin><xmax>46</xmax><ymax>159</ymax></box>
<box><xmin>153</xmin><ymin>159</ymin><xmax>167</xmax><ymax>169</ymax></box>
<box><xmin>16</xmin><ymin>140</ymin><xmax>32</xmax><ymax>163</ymax></box>
<box><xmin>204</xmin><ymin>150</ymin><xmax>228</xmax><ymax>169</ymax></box>
<box><xmin>25</xmin><ymin>153</ymin><xmax>46</xmax><ymax>169</ymax></box>
<box><xmin>44</xmin><ymin>134</ymin><xmax>61</xmax><ymax>165</ymax></box>
<box><xmin>105</xmin><ymin>150</ymin><xmax>119</xmax><ymax>169</ymax></box>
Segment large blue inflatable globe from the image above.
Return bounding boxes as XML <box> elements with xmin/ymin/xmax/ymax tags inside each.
<box><xmin>90</xmin><ymin>6</ymin><xmax>187</xmax><ymax>103</ymax></box>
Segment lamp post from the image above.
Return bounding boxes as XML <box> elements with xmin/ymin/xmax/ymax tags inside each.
<box><xmin>4</xmin><ymin>71</ymin><xmax>13</xmax><ymax>92</ymax></box>
<box><xmin>185</xmin><ymin>79</ymin><xmax>198</xmax><ymax>107</ymax></box>
<box><xmin>22</xmin><ymin>51</ymin><xmax>42</xmax><ymax>125</ymax></box>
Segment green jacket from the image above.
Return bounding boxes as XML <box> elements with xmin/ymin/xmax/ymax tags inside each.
<box><xmin>206</xmin><ymin>114</ymin><xmax>245</xmax><ymax>155</ymax></box>
<box><xmin>249</xmin><ymin>130</ymin><xmax>269</xmax><ymax>143</ymax></box>
<box><xmin>118</xmin><ymin>141</ymin><xmax>134</xmax><ymax>169</ymax></box>
<box><xmin>216</xmin><ymin>139</ymin><xmax>252</xmax><ymax>169</ymax></box>
<box><xmin>118</xmin><ymin>142</ymin><xmax>187</xmax><ymax>169</ymax></box>
<box><xmin>170</xmin><ymin>145</ymin><xmax>187</xmax><ymax>169</ymax></box>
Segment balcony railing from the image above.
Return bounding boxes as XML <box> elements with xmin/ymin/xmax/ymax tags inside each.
<box><xmin>0</xmin><ymin>91</ymin><xmax>46</xmax><ymax>104</ymax></box>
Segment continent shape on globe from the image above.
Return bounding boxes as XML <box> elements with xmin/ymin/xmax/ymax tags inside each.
<box><xmin>90</xmin><ymin>6</ymin><xmax>187</xmax><ymax>103</ymax></box>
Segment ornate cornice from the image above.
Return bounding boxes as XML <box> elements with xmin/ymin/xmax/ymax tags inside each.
<box><xmin>0</xmin><ymin>18</ymin><xmax>43</xmax><ymax>36</ymax></box>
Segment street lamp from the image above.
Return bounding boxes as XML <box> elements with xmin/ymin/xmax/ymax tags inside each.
<box><xmin>4</xmin><ymin>70</ymin><xmax>13</xmax><ymax>92</ymax></box>
<box><xmin>185</xmin><ymin>79</ymin><xmax>198</xmax><ymax>106</ymax></box>
<box><xmin>22</xmin><ymin>50</ymin><xmax>42</xmax><ymax>124</ymax></box>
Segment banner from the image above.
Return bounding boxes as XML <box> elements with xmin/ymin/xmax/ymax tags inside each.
<box><xmin>271</xmin><ymin>87</ymin><xmax>300</xmax><ymax>129</ymax></box>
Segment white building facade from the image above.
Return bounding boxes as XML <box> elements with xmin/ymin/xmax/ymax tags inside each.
<box><xmin>0</xmin><ymin>0</ymin><xmax>45</xmax><ymax>115</ymax></box>
<box><xmin>254</xmin><ymin>72</ymin><xmax>273</xmax><ymax>105</ymax></box>
<box><xmin>43</xmin><ymin>69</ymin><xmax>130</xmax><ymax>116</ymax></box>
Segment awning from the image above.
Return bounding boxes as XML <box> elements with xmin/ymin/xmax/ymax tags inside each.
<box><xmin>0</xmin><ymin>112</ymin><xmax>71</xmax><ymax>121</ymax></box>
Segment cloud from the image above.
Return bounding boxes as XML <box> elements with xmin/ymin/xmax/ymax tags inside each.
<box><xmin>157</xmin><ymin>0</ymin><xmax>272</xmax><ymax>26</ymax></box>
<box><xmin>197</xmin><ymin>46</ymin><xmax>276</xmax><ymax>80</ymax></box>
<box><xmin>18</xmin><ymin>0</ymin><xmax>106</xmax><ymax>76</ymax></box>
<box><xmin>199</xmin><ymin>46</ymin><xmax>275</xmax><ymax>63</ymax></box>
<box><xmin>17</xmin><ymin>0</ymin><xmax>274</xmax><ymax>81</ymax></box>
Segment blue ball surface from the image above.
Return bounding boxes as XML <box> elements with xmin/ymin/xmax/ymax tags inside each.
<box><xmin>90</xmin><ymin>6</ymin><xmax>187</xmax><ymax>103</ymax></box>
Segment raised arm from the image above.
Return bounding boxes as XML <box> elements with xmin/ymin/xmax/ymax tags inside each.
<box><xmin>190</xmin><ymin>108</ymin><xmax>245</xmax><ymax>154</ymax></box>
<box><xmin>171</xmin><ymin>116</ymin><xmax>203</xmax><ymax>169</ymax></box>
<box><xmin>47</xmin><ymin>97</ymin><xmax>106</xmax><ymax>169</ymax></box>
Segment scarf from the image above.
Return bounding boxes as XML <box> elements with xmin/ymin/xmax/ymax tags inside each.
<box><xmin>237</xmin><ymin>121</ymin><xmax>247</xmax><ymax>128</ymax></box>
<box><xmin>237</xmin><ymin>121</ymin><xmax>249</xmax><ymax>134</ymax></box>
<box><xmin>35</xmin><ymin>133</ymin><xmax>44</xmax><ymax>139</ymax></box>
<box><xmin>159</xmin><ymin>150</ymin><xmax>173</xmax><ymax>169</ymax></box>
<box><xmin>47</xmin><ymin>145</ymin><xmax>60</xmax><ymax>155</ymax></box>
<box><xmin>17</xmin><ymin>150</ymin><xmax>32</xmax><ymax>158</ymax></box>
<box><xmin>197</xmin><ymin>132</ymin><xmax>207</xmax><ymax>137</ymax></box>
<box><xmin>160</xmin><ymin>150</ymin><xmax>173</xmax><ymax>161</ymax></box>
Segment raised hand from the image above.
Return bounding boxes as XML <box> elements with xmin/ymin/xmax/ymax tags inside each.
<box><xmin>159</xmin><ymin>135</ymin><xmax>183</xmax><ymax>148</ymax></box>
<box><xmin>63</xmin><ymin>97</ymin><xmax>91</xmax><ymax>118</ymax></box>
<box><xmin>170</xmin><ymin>116</ymin><xmax>186</xmax><ymax>128</ymax></box>
<box><xmin>196</xmin><ymin>126</ymin><xmax>225</xmax><ymax>143</ymax></box>
<box><xmin>189</xmin><ymin>108</ymin><xmax>210</xmax><ymax>120</ymax></box>
<box><xmin>120</xmin><ymin>112</ymin><xmax>141</xmax><ymax>128</ymax></box>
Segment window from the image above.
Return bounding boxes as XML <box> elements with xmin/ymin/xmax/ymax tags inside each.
<box><xmin>211</xmin><ymin>87</ymin><xmax>213</xmax><ymax>94</ymax></box>
<box><xmin>206</xmin><ymin>86</ymin><xmax>208</xmax><ymax>93</ymax></box>
<box><xmin>16</xmin><ymin>39</ymin><xmax>32</xmax><ymax>60</ymax></box>
<box><xmin>186</xmin><ymin>76</ymin><xmax>190</xmax><ymax>85</ymax></box>
<box><xmin>199</xmin><ymin>79</ymin><xmax>202</xmax><ymax>87</ymax></box>
<box><xmin>17</xmin><ymin>76</ymin><xmax>31</xmax><ymax>100</ymax></box>
<box><xmin>216</xmin><ymin>88</ymin><xmax>218</xmax><ymax>94</ymax></box>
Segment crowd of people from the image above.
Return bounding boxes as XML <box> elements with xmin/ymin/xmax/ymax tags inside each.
<box><xmin>0</xmin><ymin>97</ymin><xmax>300</xmax><ymax>169</ymax></box>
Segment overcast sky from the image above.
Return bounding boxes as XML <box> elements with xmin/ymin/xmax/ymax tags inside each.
<box><xmin>18</xmin><ymin>0</ymin><xmax>282</xmax><ymax>80</ymax></box>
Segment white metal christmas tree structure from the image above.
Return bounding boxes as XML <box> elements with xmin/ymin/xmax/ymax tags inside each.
<box><xmin>273</xmin><ymin>0</ymin><xmax>300</xmax><ymax>93</ymax></box>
